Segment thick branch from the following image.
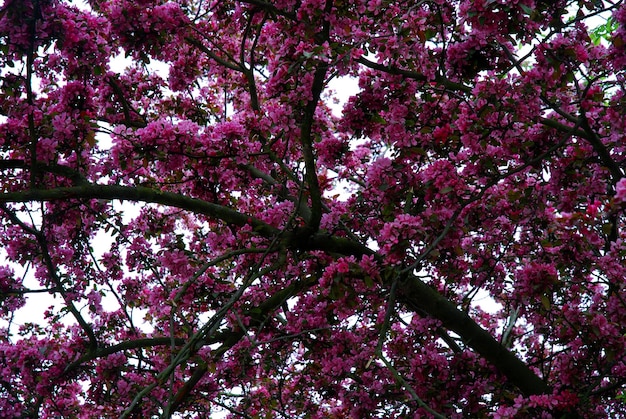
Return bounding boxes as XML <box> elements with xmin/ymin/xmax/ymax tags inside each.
<box><xmin>398</xmin><ymin>274</ymin><xmax>549</xmax><ymax>396</ymax></box>
<box><xmin>0</xmin><ymin>184</ymin><xmax>547</xmax><ymax>399</ymax></box>
<box><xmin>297</xmin><ymin>0</ymin><xmax>334</xmax><ymax>233</ymax></box>
<box><xmin>300</xmin><ymin>62</ymin><xmax>327</xmax><ymax>232</ymax></box>
<box><xmin>0</xmin><ymin>184</ymin><xmax>280</xmax><ymax>238</ymax></box>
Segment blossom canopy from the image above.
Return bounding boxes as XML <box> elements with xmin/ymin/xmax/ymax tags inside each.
<box><xmin>1</xmin><ymin>0</ymin><xmax>626</xmax><ymax>417</ymax></box>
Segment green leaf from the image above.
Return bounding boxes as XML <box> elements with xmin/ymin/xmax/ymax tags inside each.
<box><xmin>329</xmin><ymin>283</ymin><xmax>344</xmax><ymax>300</ymax></box>
<box><xmin>520</xmin><ymin>4</ymin><xmax>534</xmax><ymax>15</ymax></box>
<box><xmin>590</xmin><ymin>17</ymin><xmax>618</xmax><ymax>45</ymax></box>
<box><xmin>602</xmin><ymin>222</ymin><xmax>614</xmax><ymax>235</ymax></box>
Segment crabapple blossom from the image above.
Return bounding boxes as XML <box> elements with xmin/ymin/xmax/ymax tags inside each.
<box><xmin>1</xmin><ymin>0</ymin><xmax>626</xmax><ymax>418</ymax></box>
<box><xmin>616</xmin><ymin>178</ymin><xmax>626</xmax><ymax>204</ymax></box>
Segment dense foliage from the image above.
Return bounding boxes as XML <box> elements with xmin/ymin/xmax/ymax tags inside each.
<box><xmin>1</xmin><ymin>0</ymin><xmax>626</xmax><ymax>417</ymax></box>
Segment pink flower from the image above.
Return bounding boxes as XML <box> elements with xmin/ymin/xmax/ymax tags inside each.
<box><xmin>615</xmin><ymin>178</ymin><xmax>626</xmax><ymax>204</ymax></box>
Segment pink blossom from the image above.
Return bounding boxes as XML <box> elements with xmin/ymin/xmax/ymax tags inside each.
<box><xmin>615</xmin><ymin>178</ymin><xmax>626</xmax><ymax>204</ymax></box>
<box><xmin>0</xmin><ymin>1</ymin><xmax>624</xmax><ymax>417</ymax></box>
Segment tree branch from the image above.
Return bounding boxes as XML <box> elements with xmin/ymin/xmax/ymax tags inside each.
<box><xmin>236</xmin><ymin>0</ymin><xmax>297</xmax><ymax>19</ymax></box>
<box><xmin>0</xmin><ymin>204</ymin><xmax>99</xmax><ymax>351</ymax></box>
<box><xmin>0</xmin><ymin>184</ymin><xmax>280</xmax><ymax>238</ymax></box>
<box><xmin>0</xmin><ymin>183</ymin><xmax>548</xmax><ymax>399</ymax></box>
<box><xmin>398</xmin><ymin>273</ymin><xmax>549</xmax><ymax>396</ymax></box>
<box><xmin>357</xmin><ymin>56</ymin><xmax>472</xmax><ymax>94</ymax></box>
<box><xmin>62</xmin><ymin>337</ymin><xmax>187</xmax><ymax>375</ymax></box>
<box><xmin>185</xmin><ymin>35</ymin><xmax>244</xmax><ymax>73</ymax></box>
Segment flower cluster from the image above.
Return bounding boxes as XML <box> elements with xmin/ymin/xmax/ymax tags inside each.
<box><xmin>0</xmin><ymin>0</ymin><xmax>625</xmax><ymax>417</ymax></box>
